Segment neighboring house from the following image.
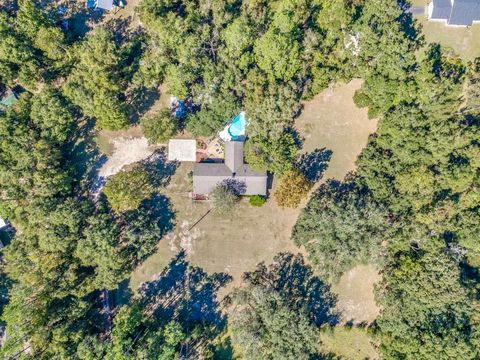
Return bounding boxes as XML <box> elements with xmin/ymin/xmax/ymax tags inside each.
<box><xmin>0</xmin><ymin>86</ymin><xmax>18</xmax><ymax>111</ymax></box>
<box><xmin>193</xmin><ymin>141</ymin><xmax>267</xmax><ymax>197</ymax></box>
<box><xmin>428</xmin><ymin>0</ymin><xmax>480</xmax><ymax>26</ymax></box>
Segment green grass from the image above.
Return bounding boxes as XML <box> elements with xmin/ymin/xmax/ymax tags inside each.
<box><xmin>416</xmin><ymin>18</ymin><xmax>480</xmax><ymax>61</ymax></box>
<box><xmin>321</xmin><ymin>326</ymin><xmax>378</xmax><ymax>360</ymax></box>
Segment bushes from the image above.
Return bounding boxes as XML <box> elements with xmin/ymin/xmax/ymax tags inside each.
<box><xmin>274</xmin><ymin>170</ymin><xmax>312</xmax><ymax>208</ymax></box>
<box><xmin>249</xmin><ymin>195</ymin><xmax>266</xmax><ymax>207</ymax></box>
<box><xmin>140</xmin><ymin>109</ymin><xmax>178</xmax><ymax>144</ymax></box>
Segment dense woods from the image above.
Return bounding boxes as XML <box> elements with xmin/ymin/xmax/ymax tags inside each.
<box><xmin>0</xmin><ymin>0</ymin><xmax>479</xmax><ymax>359</ymax></box>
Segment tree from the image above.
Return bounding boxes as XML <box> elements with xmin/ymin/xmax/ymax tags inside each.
<box><xmin>141</xmin><ymin>109</ymin><xmax>178</xmax><ymax>144</ymax></box>
<box><xmin>103</xmin><ymin>165</ymin><xmax>154</xmax><ymax>213</ymax></box>
<box><xmin>229</xmin><ymin>253</ymin><xmax>335</xmax><ymax>360</ymax></box>
<box><xmin>63</xmin><ymin>28</ymin><xmax>129</xmax><ymax>130</ymax></box>
<box><xmin>210</xmin><ymin>183</ymin><xmax>239</xmax><ymax>215</ymax></box>
<box><xmin>376</xmin><ymin>247</ymin><xmax>480</xmax><ymax>360</ymax></box>
<box><xmin>245</xmin><ymin>131</ymin><xmax>299</xmax><ymax>174</ymax></box>
<box><xmin>292</xmin><ymin>178</ymin><xmax>391</xmax><ymax>281</ymax></box>
<box><xmin>274</xmin><ymin>169</ymin><xmax>312</xmax><ymax>208</ymax></box>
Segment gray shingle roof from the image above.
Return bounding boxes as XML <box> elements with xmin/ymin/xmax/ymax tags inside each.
<box><xmin>449</xmin><ymin>0</ymin><xmax>480</xmax><ymax>25</ymax></box>
<box><xmin>193</xmin><ymin>141</ymin><xmax>267</xmax><ymax>196</ymax></box>
<box><xmin>430</xmin><ymin>0</ymin><xmax>480</xmax><ymax>25</ymax></box>
<box><xmin>430</xmin><ymin>0</ymin><xmax>452</xmax><ymax>19</ymax></box>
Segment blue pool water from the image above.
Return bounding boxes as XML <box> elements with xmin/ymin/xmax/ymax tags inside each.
<box><xmin>228</xmin><ymin>112</ymin><xmax>246</xmax><ymax>139</ymax></box>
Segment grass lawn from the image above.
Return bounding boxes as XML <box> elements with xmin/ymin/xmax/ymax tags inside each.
<box><xmin>130</xmin><ymin>80</ymin><xmax>378</xmax><ymax>304</ymax></box>
<box><xmin>127</xmin><ymin>80</ymin><xmax>380</xmax><ymax>358</ymax></box>
<box><xmin>332</xmin><ymin>265</ymin><xmax>381</xmax><ymax>325</ymax></box>
<box><xmin>321</xmin><ymin>326</ymin><xmax>378</xmax><ymax>360</ymax></box>
<box><xmin>296</xmin><ymin>79</ymin><xmax>377</xmax><ymax>182</ymax></box>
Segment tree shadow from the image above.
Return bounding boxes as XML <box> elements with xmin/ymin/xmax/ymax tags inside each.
<box><xmin>68</xmin><ymin>9</ymin><xmax>103</xmax><ymax>40</ymax></box>
<box><xmin>69</xmin><ymin>119</ymin><xmax>108</xmax><ymax>192</ymax></box>
<box><xmin>243</xmin><ymin>252</ymin><xmax>338</xmax><ymax>326</ymax></box>
<box><xmin>142</xmin><ymin>149</ymin><xmax>178</xmax><ymax>188</ymax></box>
<box><xmin>222</xmin><ymin>178</ymin><xmax>247</xmax><ymax>196</ymax></box>
<box><xmin>137</xmin><ymin>251</ymin><xmax>232</xmax><ymax>354</ymax></box>
<box><xmin>397</xmin><ymin>0</ymin><xmax>423</xmax><ymax>43</ymax></box>
<box><xmin>296</xmin><ymin>148</ymin><xmax>332</xmax><ymax>182</ymax></box>
<box><xmin>120</xmin><ymin>194</ymin><xmax>176</xmax><ymax>267</ymax></box>
<box><xmin>128</xmin><ymin>87</ymin><xmax>161</xmax><ymax>125</ymax></box>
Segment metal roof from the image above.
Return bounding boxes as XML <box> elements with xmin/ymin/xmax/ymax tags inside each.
<box><xmin>96</xmin><ymin>0</ymin><xmax>113</xmax><ymax>10</ymax></box>
<box><xmin>168</xmin><ymin>139</ymin><xmax>196</xmax><ymax>162</ymax></box>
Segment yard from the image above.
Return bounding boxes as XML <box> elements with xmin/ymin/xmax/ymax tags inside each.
<box><xmin>411</xmin><ymin>1</ymin><xmax>480</xmax><ymax>60</ymax></box>
<box><xmin>108</xmin><ymin>80</ymin><xmax>381</xmax><ymax>358</ymax></box>
<box><xmin>129</xmin><ymin>79</ymin><xmax>379</xmax><ymax>305</ymax></box>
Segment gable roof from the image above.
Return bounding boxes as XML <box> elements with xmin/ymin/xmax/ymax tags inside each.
<box><xmin>193</xmin><ymin>141</ymin><xmax>267</xmax><ymax>196</ymax></box>
<box><xmin>430</xmin><ymin>0</ymin><xmax>452</xmax><ymax>19</ymax></box>
<box><xmin>430</xmin><ymin>0</ymin><xmax>480</xmax><ymax>25</ymax></box>
<box><xmin>0</xmin><ymin>87</ymin><xmax>18</xmax><ymax>110</ymax></box>
<box><xmin>449</xmin><ymin>0</ymin><xmax>480</xmax><ymax>25</ymax></box>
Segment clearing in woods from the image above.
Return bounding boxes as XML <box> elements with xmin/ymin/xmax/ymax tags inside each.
<box><xmin>130</xmin><ymin>79</ymin><xmax>378</xmax><ymax>293</ymax></box>
<box><xmin>126</xmin><ymin>79</ymin><xmax>381</xmax><ymax>358</ymax></box>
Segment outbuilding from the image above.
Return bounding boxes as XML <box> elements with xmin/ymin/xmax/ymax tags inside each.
<box><xmin>168</xmin><ymin>139</ymin><xmax>197</xmax><ymax>162</ymax></box>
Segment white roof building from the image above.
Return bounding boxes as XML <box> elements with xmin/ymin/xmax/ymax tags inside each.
<box><xmin>168</xmin><ymin>139</ymin><xmax>197</xmax><ymax>162</ymax></box>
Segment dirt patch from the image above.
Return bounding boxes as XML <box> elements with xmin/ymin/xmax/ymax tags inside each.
<box><xmin>332</xmin><ymin>265</ymin><xmax>381</xmax><ymax>325</ymax></box>
<box><xmin>296</xmin><ymin>79</ymin><xmax>377</xmax><ymax>182</ymax></box>
<box><xmin>98</xmin><ymin>136</ymin><xmax>154</xmax><ymax>178</ymax></box>
<box><xmin>92</xmin><ymin>126</ymin><xmax>156</xmax><ymax>194</ymax></box>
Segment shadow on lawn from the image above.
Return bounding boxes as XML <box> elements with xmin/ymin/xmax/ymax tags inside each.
<box><xmin>296</xmin><ymin>147</ymin><xmax>333</xmax><ymax>182</ymax></box>
<box><xmin>137</xmin><ymin>251</ymin><xmax>232</xmax><ymax>357</ymax></box>
<box><xmin>142</xmin><ymin>149</ymin><xmax>178</xmax><ymax>188</ymax></box>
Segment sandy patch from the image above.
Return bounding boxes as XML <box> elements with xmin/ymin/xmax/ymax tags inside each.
<box><xmin>332</xmin><ymin>265</ymin><xmax>381</xmax><ymax>325</ymax></box>
<box><xmin>91</xmin><ymin>133</ymin><xmax>156</xmax><ymax>195</ymax></box>
<box><xmin>99</xmin><ymin>136</ymin><xmax>154</xmax><ymax>177</ymax></box>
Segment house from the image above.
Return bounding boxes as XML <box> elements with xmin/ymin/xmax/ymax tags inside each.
<box><xmin>428</xmin><ymin>0</ymin><xmax>480</xmax><ymax>26</ymax></box>
<box><xmin>193</xmin><ymin>141</ymin><xmax>267</xmax><ymax>197</ymax></box>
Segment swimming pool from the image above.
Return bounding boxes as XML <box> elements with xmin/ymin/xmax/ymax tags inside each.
<box><xmin>228</xmin><ymin>112</ymin><xmax>246</xmax><ymax>139</ymax></box>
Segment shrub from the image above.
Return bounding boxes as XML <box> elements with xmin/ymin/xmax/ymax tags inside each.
<box><xmin>140</xmin><ymin>109</ymin><xmax>178</xmax><ymax>144</ymax></box>
<box><xmin>274</xmin><ymin>170</ymin><xmax>312</xmax><ymax>208</ymax></box>
<box><xmin>210</xmin><ymin>183</ymin><xmax>239</xmax><ymax>215</ymax></box>
<box><xmin>249</xmin><ymin>195</ymin><xmax>266</xmax><ymax>207</ymax></box>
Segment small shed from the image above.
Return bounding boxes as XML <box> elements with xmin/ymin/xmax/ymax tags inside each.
<box><xmin>168</xmin><ymin>139</ymin><xmax>197</xmax><ymax>162</ymax></box>
<box><xmin>0</xmin><ymin>218</ymin><xmax>7</xmax><ymax>229</ymax></box>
